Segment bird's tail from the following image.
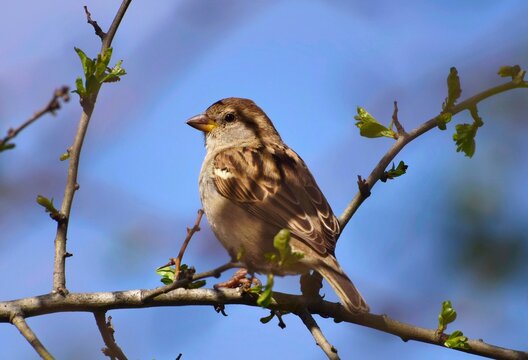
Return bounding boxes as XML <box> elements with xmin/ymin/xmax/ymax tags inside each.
<box><xmin>316</xmin><ymin>256</ymin><xmax>369</xmax><ymax>313</ymax></box>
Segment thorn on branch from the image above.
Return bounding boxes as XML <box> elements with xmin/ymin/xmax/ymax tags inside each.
<box><xmin>214</xmin><ymin>304</ymin><xmax>228</xmax><ymax>316</ymax></box>
<box><xmin>94</xmin><ymin>312</ymin><xmax>128</xmax><ymax>360</ymax></box>
<box><xmin>53</xmin><ymin>286</ymin><xmax>69</xmax><ymax>296</ymax></box>
<box><xmin>357</xmin><ymin>176</ymin><xmax>371</xmax><ymax>198</ymax></box>
<box><xmin>84</xmin><ymin>6</ymin><xmax>107</xmax><ymax>41</ymax></box>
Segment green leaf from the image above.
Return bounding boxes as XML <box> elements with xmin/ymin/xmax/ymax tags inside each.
<box><xmin>59</xmin><ymin>151</ymin><xmax>70</xmax><ymax>161</ymax></box>
<box><xmin>74</xmin><ymin>47</ymin><xmax>95</xmax><ymax>78</ymax></box>
<box><xmin>101</xmin><ymin>60</ymin><xmax>127</xmax><ymax>83</ymax></box>
<box><xmin>437</xmin><ymin>112</ymin><xmax>452</xmax><ymax>131</ymax></box>
<box><xmin>36</xmin><ymin>195</ymin><xmax>59</xmax><ymax>215</ymax></box>
<box><xmin>85</xmin><ymin>74</ymin><xmax>99</xmax><ymax>96</ymax></box>
<box><xmin>453</xmin><ymin>123</ymin><xmax>477</xmax><ymax>158</ymax></box>
<box><xmin>247</xmin><ymin>285</ymin><xmax>263</xmax><ymax>294</ymax></box>
<box><xmin>95</xmin><ymin>48</ymin><xmax>113</xmax><ymax>78</ymax></box>
<box><xmin>73</xmin><ymin>47</ymin><xmax>126</xmax><ymax>101</ymax></box>
<box><xmin>160</xmin><ymin>277</ymin><xmax>172</xmax><ymax>285</ymax></box>
<box><xmin>236</xmin><ymin>246</ymin><xmax>245</xmax><ymax>261</ymax></box>
<box><xmin>444</xmin><ymin>67</ymin><xmax>462</xmax><ymax>110</ymax></box>
<box><xmin>264</xmin><ymin>252</ymin><xmax>277</xmax><ymax>262</ymax></box>
<box><xmin>381</xmin><ymin>161</ymin><xmax>408</xmax><ymax>182</ymax></box>
<box><xmin>272</xmin><ymin>229</ymin><xmax>304</xmax><ymax>267</ymax></box>
<box><xmin>179</xmin><ymin>264</ymin><xmax>189</xmax><ymax>271</ymax></box>
<box><xmin>0</xmin><ymin>142</ymin><xmax>16</xmax><ymax>152</ymax></box>
<box><xmin>354</xmin><ymin>107</ymin><xmax>396</xmax><ymax>138</ymax></box>
<box><xmin>444</xmin><ymin>330</ymin><xmax>469</xmax><ymax>349</ymax></box>
<box><xmin>156</xmin><ymin>265</ymin><xmax>175</xmax><ymax>284</ymax></box>
<box><xmin>497</xmin><ymin>65</ymin><xmax>521</xmax><ymax>78</ymax></box>
<box><xmin>438</xmin><ymin>300</ymin><xmax>457</xmax><ymax>333</ymax></box>
<box><xmin>257</xmin><ymin>273</ymin><xmax>274</xmax><ymax>307</ymax></box>
<box><xmin>73</xmin><ymin>77</ymin><xmax>86</xmax><ymax>98</ymax></box>
<box><xmin>273</xmin><ymin>229</ymin><xmax>291</xmax><ymax>262</ymax></box>
<box><xmin>187</xmin><ymin>280</ymin><xmax>206</xmax><ymax>289</ymax></box>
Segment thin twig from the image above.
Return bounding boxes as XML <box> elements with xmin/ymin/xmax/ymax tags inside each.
<box><xmin>1</xmin><ymin>290</ymin><xmax>526</xmax><ymax>360</ymax></box>
<box><xmin>160</xmin><ymin>209</ymin><xmax>204</xmax><ymax>278</ymax></box>
<box><xmin>338</xmin><ymin>77</ymin><xmax>528</xmax><ymax>229</ymax></box>
<box><xmin>84</xmin><ymin>6</ymin><xmax>106</xmax><ymax>40</ymax></box>
<box><xmin>391</xmin><ymin>101</ymin><xmax>406</xmax><ymax>136</ymax></box>
<box><xmin>94</xmin><ymin>311</ymin><xmax>128</xmax><ymax>360</ymax></box>
<box><xmin>142</xmin><ymin>261</ymin><xmax>243</xmax><ymax>302</ymax></box>
<box><xmin>101</xmin><ymin>1</ymin><xmax>132</xmax><ymax>51</ymax></box>
<box><xmin>0</xmin><ymin>86</ymin><xmax>70</xmax><ymax>152</ymax></box>
<box><xmin>11</xmin><ymin>314</ymin><xmax>54</xmax><ymax>360</ymax></box>
<box><xmin>52</xmin><ymin>0</ymin><xmax>132</xmax><ymax>295</ymax></box>
<box><xmin>297</xmin><ymin>309</ymin><xmax>340</xmax><ymax>360</ymax></box>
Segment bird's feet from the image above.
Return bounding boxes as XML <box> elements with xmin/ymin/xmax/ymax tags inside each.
<box><xmin>214</xmin><ymin>268</ymin><xmax>261</xmax><ymax>290</ymax></box>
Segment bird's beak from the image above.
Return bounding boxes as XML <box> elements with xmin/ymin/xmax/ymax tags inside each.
<box><xmin>186</xmin><ymin>114</ymin><xmax>217</xmax><ymax>133</ymax></box>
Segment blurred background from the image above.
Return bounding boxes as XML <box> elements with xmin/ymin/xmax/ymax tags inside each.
<box><xmin>1</xmin><ymin>1</ymin><xmax>527</xmax><ymax>359</ymax></box>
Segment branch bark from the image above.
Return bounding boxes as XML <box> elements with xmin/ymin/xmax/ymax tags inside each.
<box><xmin>52</xmin><ymin>0</ymin><xmax>132</xmax><ymax>295</ymax></box>
<box><xmin>11</xmin><ymin>315</ymin><xmax>54</xmax><ymax>360</ymax></box>
<box><xmin>1</xmin><ymin>289</ymin><xmax>525</xmax><ymax>360</ymax></box>
<box><xmin>142</xmin><ymin>261</ymin><xmax>242</xmax><ymax>302</ymax></box>
<box><xmin>297</xmin><ymin>309</ymin><xmax>340</xmax><ymax>360</ymax></box>
<box><xmin>159</xmin><ymin>209</ymin><xmax>205</xmax><ymax>277</ymax></box>
<box><xmin>94</xmin><ymin>311</ymin><xmax>128</xmax><ymax>360</ymax></box>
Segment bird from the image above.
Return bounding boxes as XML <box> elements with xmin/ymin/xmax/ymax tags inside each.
<box><xmin>187</xmin><ymin>97</ymin><xmax>369</xmax><ymax>313</ymax></box>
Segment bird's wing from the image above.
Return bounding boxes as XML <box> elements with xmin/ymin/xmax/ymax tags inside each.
<box><xmin>212</xmin><ymin>145</ymin><xmax>340</xmax><ymax>256</ymax></box>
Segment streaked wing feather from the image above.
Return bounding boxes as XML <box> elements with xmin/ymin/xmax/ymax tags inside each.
<box><xmin>212</xmin><ymin>146</ymin><xmax>339</xmax><ymax>255</ymax></box>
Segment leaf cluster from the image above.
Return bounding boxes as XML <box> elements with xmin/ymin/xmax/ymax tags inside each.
<box><xmin>73</xmin><ymin>47</ymin><xmax>126</xmax><ymax>102</ymax></box>
<box><xmin>256</xmin><ymin>229</ymin><xmax>304</xmax><ymax>307</ymax></box>
<box><xmin>380</xmin><ymin>161</ymin><xmax>408</xmax><ymax>182</ymax></box>
<box><xmin>36</xmin><ymin>195</ymin><xmax>64</xmax><ymax>221</ymax></box>
<box><xmin>354</xmin><ymin>107</ymin><xmax>396</xmax><ymax>139</ymax></box>
<box><xmin>156</xmin><ymin>264</ymin><xmax>206</xmax><ymax>289</ymax></box>
<box><xmin>437</xmin><ymin>300</ymin><xmax>469</xmax><ymax>350</ymax></box>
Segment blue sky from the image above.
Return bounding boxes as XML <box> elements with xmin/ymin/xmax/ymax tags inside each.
<box><xmin>1</xmin><ymin>1</ymin><xmax>527</xmax><ymax>359</ymax></box>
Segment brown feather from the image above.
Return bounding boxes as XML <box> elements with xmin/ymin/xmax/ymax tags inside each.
<box><xmin>212</xmin><ymin>145</ymin><xmax>339</xmax><ymax>256</ymax></box>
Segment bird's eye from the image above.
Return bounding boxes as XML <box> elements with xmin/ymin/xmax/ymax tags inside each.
<box><xmin>224</xmin><ymin>113</ymin><xmax>235</xmax><ymax>122</ymax></box>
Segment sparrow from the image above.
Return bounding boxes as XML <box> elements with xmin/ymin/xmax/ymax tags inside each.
<box><xmin>187</xmin><ymin>97</ymin><xmax>369</xmax><ymax>313</ymax></box>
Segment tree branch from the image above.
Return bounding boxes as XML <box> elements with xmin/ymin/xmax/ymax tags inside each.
<box><xmin>10</xmin><ymin>314</ymin><xmax>54</xmax><ymax>360</ymax></box>
<box><xmin>297</xmin><ymin>309</ymin><xmax>340</xmax><ymax>360</ymax></box>
<box><xmin>1</xmin><ymin>289</ymin><xmax>525</xmax><ymax>360</ymax></box>
<box><xmin>52</xmin><ymin>0</ymin><xmax>132</xmax><ymax>295</ymax></box>
<box><xmin>159</xmin><ymin>209</ymin><xmax>205</xmax><ymax>277</ymax></box>
<box><xmin>94</xmin><ymin>311</ymin><xmax>128</xmax><ymax>360</ymax></box>
<box><xmin>142</xmin><ymin>261</ymin><xmax>242</xmax><ymax>302</ymax></box>
<box><xmin>83</xmin><ymin>6</ymin><xmax>106</xmax><ymax>41</ymax></box>
<box><xmin>0</xmin><ymin>86</ymin><xmax>70</xmax><ymax>153</ymax></box>
<box><xmin>338</xmin><ymin>77</ymin><xmax>528</xmax><ymax>229</ymax></box>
